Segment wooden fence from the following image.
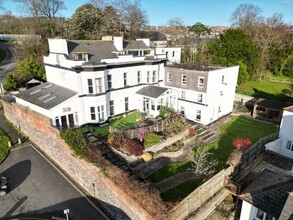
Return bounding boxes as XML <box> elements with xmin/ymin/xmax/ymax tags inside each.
<box><xmin>172</xmin><ymin>133</ymin><xmax>277</xmax><ymax>219</ymax></box>
<box><xmin>172</xmin><ymin>166</ymin><xmax>232</xmax><ymax>220</ymax></box>
<box><xmin>225</xmin><ymin>133</ymin><xmax>278</xmax><ymax>194</ymax></box>
<box><xmin>258</xmin><ymin>76</ymin><xmax>293</xmax><ymax>84</ymax></box>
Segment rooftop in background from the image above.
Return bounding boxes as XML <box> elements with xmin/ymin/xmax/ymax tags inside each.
<box><xmin>166</xmin><ymin>63</ymin><xmax>224</xmax><ymax>72</ymax></box>
<box><xmin>15</xmin><ymin>82</ymin><xmax>77</xmax><ymax>110</ymax></box>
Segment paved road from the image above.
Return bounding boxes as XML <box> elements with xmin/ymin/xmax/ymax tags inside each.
<box><xmin>0</xmin><ymin>41</ymin><xmax>17</xmax><ymax>83</ymax></box>
<box><xmin>0</xmin><ymin>144</ymin><xmax>109</xmax><ymax>220</ymax></box>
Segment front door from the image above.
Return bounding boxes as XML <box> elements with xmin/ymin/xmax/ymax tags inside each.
<box><xmin>61</xmin><ymin>115</ymin><xmax>68</xmax><ymax>129</ymax></box>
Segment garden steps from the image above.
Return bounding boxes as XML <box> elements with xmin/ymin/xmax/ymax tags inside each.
<box><xmin>152</xmin><ymin>170</ymin><xmax>205</xmax><ymax>192</ymax></box>
<box><xmin>85</xmin><ymin>133</ymin><xmax>132</xmax><ymax>173</ymax></box>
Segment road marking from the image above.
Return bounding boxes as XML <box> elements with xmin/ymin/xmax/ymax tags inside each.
<box><xmin>27</xmin><ymin>144</ymin><xmax>110</xmax><ymax>220</ymax></box>
<box><xmin>10</xmin><ymin>144</ymin><xmax>31</xmax><ymax>151</ymax></box>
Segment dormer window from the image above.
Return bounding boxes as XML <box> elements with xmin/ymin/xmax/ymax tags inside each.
<box><xmin>71</xmin><ymin>53</ymin><xmax>88</xmax><ymax>61</ymax></box>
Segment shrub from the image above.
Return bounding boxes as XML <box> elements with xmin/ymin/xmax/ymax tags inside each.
<box><xmin>144</xmin><ymin>132</ymin><xmax>161</xmax><ymax>148</ymax></box>
<box><xmin>141</xmin><ymin>152</ymin><xmax>152</xmax><ymax>162</ymax></box>
<box><xmin>137</xmin><ymin>127</ymin><xmax>147</xmax><ymax>142</ymax></box>
<box><xmin>166</xmin><ymin>113</ymin><xmax>188</xmax><ymax>135</ymax></box>
<box><xmin>159</xmin><ymin>106</ymin><xmax>174</xmax><ymax>118</ymax></box>
<box><xmin>111</xmin><ymin>132</ymin><xmax>127</xmax><ymax>150</ymax></box>
<box><xmin>107</xmin><ymin>132</ymin><xmax>115</xmax><ymax>144</ymax></box>
<box><xmin>60</xmin><ymin>128</ymin><xmax>88</xmax><ymax>155</ymax></box>
<box><xmin>227</xmin><ymin>149</ymin><xmax>243</xmax><ymax>166</ymax></box>
<box><xmin>189</xmin><ymin>127</ymin><xmax>196</xmax><ymax>137</ymax></box>
<box><xmin>232</xmin><ymin>137</ymin><xmax>252</xmax><ymax>149</ymax></box>
<box><xmin>125</xmin><ymin>140</ymin><xmax>144</xmax><ymax>156</ymax></box>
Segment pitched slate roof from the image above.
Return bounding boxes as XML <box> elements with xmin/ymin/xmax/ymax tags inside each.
<box><xmin>123</xmin><ymin>40</ymin><xmax>149</xmax><ymax>50</ymax></box>
<box><xmin>15</xmin><ymin>82</ymin><xmax>77</xmax><ymax>110</ymax></box>
<box><xmin>239</xmin><ymin>169</ymin><xmax>293</xmax><ymax>218</ymax></box>
<box><xmin>136</xmin><ymin>86</ymin><xmax>169</xmax><ymax>98</ymax></box>
<box><xmin>67</xmin><ymin>40</ymin><xmax>118</xmax><ymax>63</ymax></box>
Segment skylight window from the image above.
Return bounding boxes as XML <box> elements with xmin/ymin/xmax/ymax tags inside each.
<box><xmin>44</xmin><ymin>84</ymin><xmax>52</xmax><ymax>89</ymax></box>
<box><xmin>38</xmin><ymin>93</ymin><xmax>51</xmax><ymax>101</ymax></box>
<box><xmin>43</xmin><ymin>95</ymin><xmax>57</xmax><ymax>103</ymax></box>
<box><xmin>30</xmin><ymin>89</ymin><xmax>42</xmax><ymax>95</ymax></box>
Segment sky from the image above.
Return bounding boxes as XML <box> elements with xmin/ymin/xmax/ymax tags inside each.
<box><xmin>2</xmin><ymin>0</ymin><xmax>293</xmax><ymax>27</ymax></box>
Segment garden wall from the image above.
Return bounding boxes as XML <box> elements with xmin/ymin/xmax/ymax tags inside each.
<box><xmin>3</xmin><ymin>102</ymin><xmax>154</xmax><ymax>220</ymax></box>
<box><xmin>172</xmin><ymin>166</ymin><xmax>233</xmax><ymax>220</ymax></box>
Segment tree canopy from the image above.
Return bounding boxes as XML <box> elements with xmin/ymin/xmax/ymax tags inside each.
<box><xmin>189</xmin><ymin>22</ymin><xmax>211</xmax><ymax>36</ymax></box>
<box><xmin>209</xmin><ymin>29</ymin><xmax>259</xmax><ymax>84</ymax></box>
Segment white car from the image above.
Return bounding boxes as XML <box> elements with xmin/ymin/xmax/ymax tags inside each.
<box><xmin>0</xmin><ymin>176</ymin><xmax>7</xmax><ymax>196</ymax></box>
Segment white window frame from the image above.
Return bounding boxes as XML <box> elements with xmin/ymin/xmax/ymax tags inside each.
<box><xmin>286</xmin><ymin>140</ymin><xmax>293</xmax><ymax>151</ymax></box>
<box><xmin>88</xmin><ymin>79</ymin><xmax>93</xmax><ymax>94</ymax></box>
<box><xmin>255</xmin><ymin>208</ymin><xmax>275</xmax><ymax>220</ymax></box>
<box><xmin>198</xmin><ymin>77</ymin><xmax>204</xmax><ymax>87</ymax></box>
<box><xmin>147</xmin><ymin>71</ymin><xmax>150</xmax><ymax>83</ymax></box>
<box><xmin>197</xmin><ymin>93</ymin><xmax>203</xmax><ymax>103</ymax></box>
<box><xmin>95</xmin><ymin>77</ymin><xmax>102</xmax><ymax>93</ymax></box>
<box><xmin>168</xmin><ymin>73</ymin><xmax>172</xmax><ymax>82</ymax></box>
<box><xmin>124</xmin><ymin>72</ymin><xmax>127</xmax><ymax>86</ymax></box>
<box><xmin>137</xmin><ymin>71</ymin><xmax>141</xmax><ymax>84</ymax></box>
<box><xmin>181</xmin><ymin>90</ymin><xmax>186</xmax><ymax>99</ymax></box>
<box><xmin>97</xmin><ymin>105</ymin><xmax>104</xmax><ymax>122</ymax></box>
<box><xmin>90</xmin><ymin>107</ymin><xmax>96</xmax><ymax>121</ymax></box>
<box><xmin>196</xmin><ymin>110</ymin><xmax>201</xmax><ymax>121</ymax></box>
<box><xmin>180</xmin><ymin>106</ymin><xmax>185</xmax><ymax>115</ymax></box>
<box><xmin>182</xmin><ymin>75</ymin><xmax>187</xmax><ymax>85</ymax></box>
<box><xmin>152</xmin><ymin>71</ymin><xmax>157</xmax><ymax>82</ymax></box>
<box><xmin>107</xmin><ymin>75</ymin><xmax>112</xmax><ymax>90</ymax></box>
<box><xmin>109</xmin><ymin>100</ymin><xmax>114</xmax><ymax>116</ymax></box>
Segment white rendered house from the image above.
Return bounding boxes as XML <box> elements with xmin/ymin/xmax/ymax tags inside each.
<box><xmin>265</xmin><ymin>106</ymin><xmax>293</xmax><ymax>159</ymax></box>
<box><xmin>14</xmin><ymin>37</ymin><xmax>238</xmax><ymax>128</ymax></box>
<box><xmin>164</xmin><ymin>66</ymin><xmax>239</xmax><ymax>125</ymax></box>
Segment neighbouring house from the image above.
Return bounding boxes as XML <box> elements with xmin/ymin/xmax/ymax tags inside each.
<box><xmin>252</xmin><ymin>99</ymin><xmax>291</xmax><ymax>124</ymax></box>
<box><xmin>266</xmin><ymin>105</ymin><xmax>293</xmax><ymax>159</ymax></box>
<box><xmin>239</xmin><ymin>169</ymin><xmax>293</xmax><ymax>220</ymax></box>
<box><xmin>13</xmin><ymin>37</ymin><xmax>239</xmax><ymax>129</ymax></box>
<box><xmin>153</xmin><ymin>47</ymin><xmax>181</xmax><ymax>64</ymax></box>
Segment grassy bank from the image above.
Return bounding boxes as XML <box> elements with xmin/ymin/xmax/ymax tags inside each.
<box><xmin>236</xmin><ymin>80</ymin><xmax>293</xmax><ymax>102</ymax></box>
<box><xmin>0</xmin><ymin>129</ymin><xmax>9</xmax><ymax>160</ymax></box>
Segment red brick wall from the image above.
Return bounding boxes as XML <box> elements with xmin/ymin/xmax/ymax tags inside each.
<box><xmin>3</xmin><ymin>102</ymin><xmax>154</xmax><ymax>220</ymax></box>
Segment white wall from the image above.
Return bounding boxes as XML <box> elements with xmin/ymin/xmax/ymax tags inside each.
<box><xmin>240</xmin><ymin>201</ymin><xmax>257</xmax><ymax>220</ymax></box>
<box><xmin>48</xmin><ymin>39</ymin><xmax>68</xmax><ymax>54</ymax></box>
<box><xmin>279</xmin><ymin>110</ymin><xmax>293</xmax><ymax>159</ymax></box>
<box><xmin>206</xmin><ymin>66</ymin><xmax>239</xmax><ymax>123</ymax></box>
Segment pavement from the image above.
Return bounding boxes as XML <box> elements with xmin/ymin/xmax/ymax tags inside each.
<box><xmin>0</xmin><ymin>109</ymin><xmax>25</xmax><ymax>145</ymax></box>
<box><xmin>0</xmin><ymin>144</ymin><xmax>109</xmax><ymax>220</ymax></box>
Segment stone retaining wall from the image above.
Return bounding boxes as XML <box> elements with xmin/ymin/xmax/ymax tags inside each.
<box><xmin>3</xmin><ymin>102</ymin><xmax>154</xmax><ymax>220</ymax></box>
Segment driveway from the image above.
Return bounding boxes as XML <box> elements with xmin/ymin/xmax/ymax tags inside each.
<box><xmin>0</xmin><ymin>144</ymin><xmax>109</xmax><ymax>220</ymax></box>
<box><xmin>0</xmin><ymin>41</ymin><xmax>17</xmax><ymax>83</ymax></box>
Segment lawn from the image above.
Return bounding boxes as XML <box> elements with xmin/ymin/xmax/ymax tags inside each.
<box><xmin>147</xmin><ymin>116</ymin><xmax>277</xmax><ymax>193</ymax></box>
<box><xmin>236</xmin><ymin>80</ymin><xmax>293</xmax><ymax>102</ymax></box>
<box><xmin>0</xmin><ymin>128</ymin><xmax>9</xmax><ymax>160</ymax></box>
<box><xmin>160</xmin><ymin>179</ymin><xmax>204</xmax><ymax>202</ymax></box>
<box><xmin>147</xmin><ymin>160</ymin><xmax>192</xmax><ymax>183</ymax></box>
<box><xmin>79</xmin><ymin>111</ymin><xmax>142</xmax><ymax>138</ymax></box>
<box><xmin>0</xmin><ymin>48</ymin><xmax>5</xmax><ymax>63</ymax></box>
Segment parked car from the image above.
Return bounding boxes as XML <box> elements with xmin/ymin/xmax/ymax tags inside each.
<box><xmin>0</xmin><ymin>176</ymin><xmax>7</xmax><ymax>196</ymax></box>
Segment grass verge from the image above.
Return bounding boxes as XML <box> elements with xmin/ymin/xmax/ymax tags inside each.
<box><xmin>0</xmin><ymin>128</ymin><xmax>9</xmax><ymax>160</ymax></box>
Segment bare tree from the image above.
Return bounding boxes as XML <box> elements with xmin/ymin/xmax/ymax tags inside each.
<box><xmin>21</xmin><ymin>0</ymin><xmax>65</xmax><ymax>19</ymax></box>
<box><xmin>190</xmin><ymin>145</ymin><xmax>218</xmax><ymax>176</ymax></box>
<box><xmin>230</xmin><ymin>4</ymin><xmax>263</xmax><ymax>29</ymax></box>
<box><xmin>161</xmin><ymin>17</ymin><xmax>188</xmax><ymax>46</ymax></box>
